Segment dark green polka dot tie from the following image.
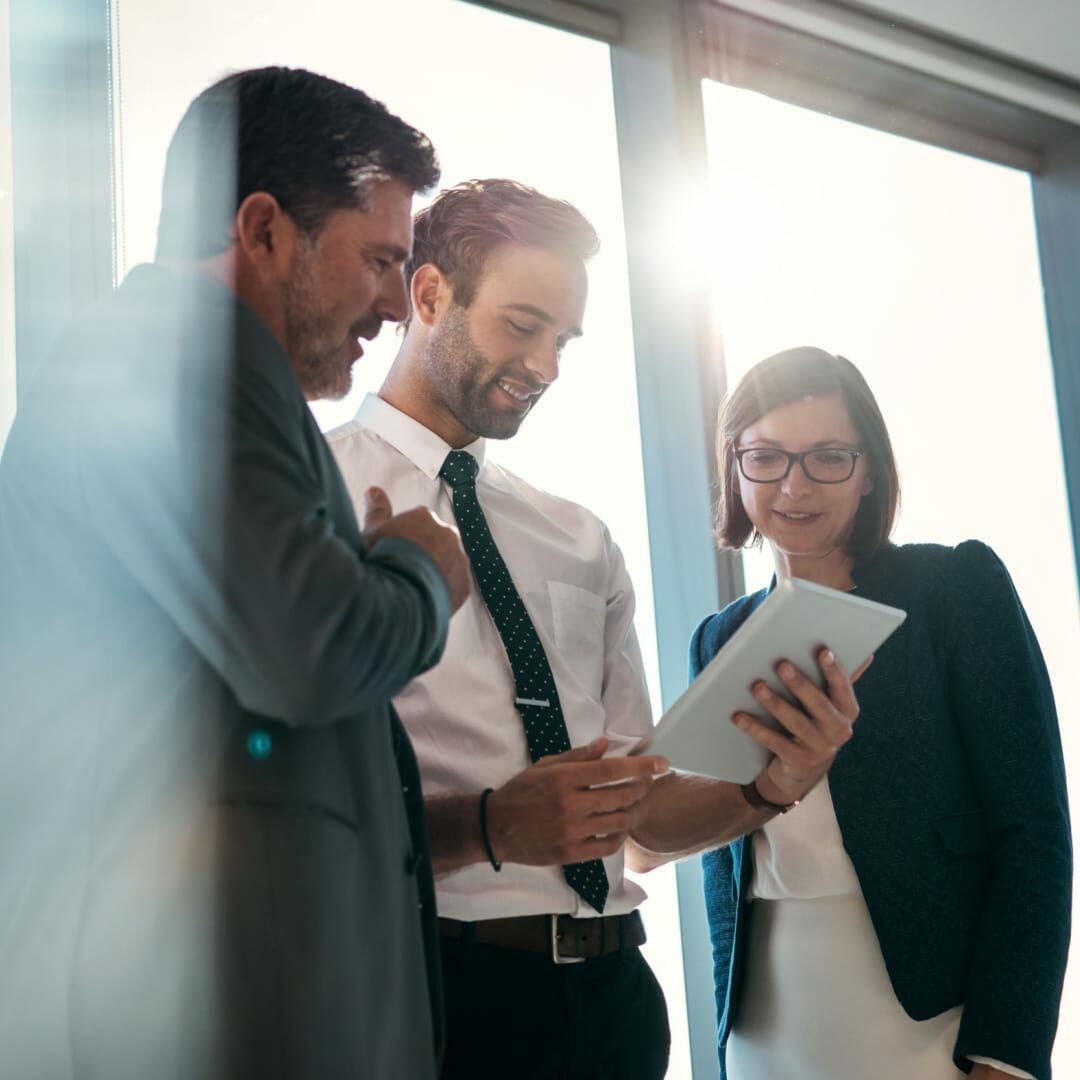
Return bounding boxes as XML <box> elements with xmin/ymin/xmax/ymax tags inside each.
<box><xmin>440</xmin><ymin>450</ymin><xmax>609</xmax><ymax>914</ymax></box>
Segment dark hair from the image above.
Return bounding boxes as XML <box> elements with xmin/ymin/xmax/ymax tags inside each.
<box><xmin>715</xmin><ymin>346</ymin><xmax>900</xmax><ymax>558</ymax></box>
<box><xmin>407</xmin><ymin>178</ymin><xmax>599</xmax><ymax>311</ymax></box>
<box><xmin>156</xmin><ymin>66</ymin><xmax>440</xmax><ymax>260</ymax></box>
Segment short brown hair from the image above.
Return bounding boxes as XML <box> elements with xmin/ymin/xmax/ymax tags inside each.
<box><xmin>407</xmin><ymin>178</ymin><xmax>599</xmax><ymax>310</ymax></box>
<box><xmin>715</xmin><ymin>346</ymin><xmax>900</xmax><ymax>558</ymax></box>
<box><xmin>158</xmin><ymin>66</ymin><xmax>439</xmax><ymax>260</ymax></box>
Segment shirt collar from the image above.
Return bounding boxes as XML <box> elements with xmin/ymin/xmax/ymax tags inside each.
<box><xmin>354</xmin><ymin>393</ymin><xmax>486</xmax><ymax>481</ymax></box>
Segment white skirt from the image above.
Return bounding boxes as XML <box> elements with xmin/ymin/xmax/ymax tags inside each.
<box><xmin>728</xmin><ymin>893</ymin><xmax>965</xmax><ymax>1080</ymax></box>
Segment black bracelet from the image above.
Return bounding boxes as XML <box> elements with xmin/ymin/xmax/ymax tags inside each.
<box><xmin>478</xmin><ymin>787</ymin><xmax>502</xmax><ymax>872</ymax></box>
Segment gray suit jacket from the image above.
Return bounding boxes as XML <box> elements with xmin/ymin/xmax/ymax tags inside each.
<box><xmin>0</xmin><ymin>264</ymin><xmax>450</xmax><ymax>1079</ymax></box>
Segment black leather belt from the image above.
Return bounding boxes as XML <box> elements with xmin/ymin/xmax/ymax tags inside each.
<box><xmin>438</xmin><ymin>910</ymin><xmax>646</xmax><ymax>965</ymax></box>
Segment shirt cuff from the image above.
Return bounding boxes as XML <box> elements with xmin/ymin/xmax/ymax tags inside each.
<box><xmin>968</xmin><ymin>1055</ymin><xmax>1037</xmax><ymax>1079</ymax></box>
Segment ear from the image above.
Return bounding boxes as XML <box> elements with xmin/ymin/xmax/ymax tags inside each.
<box><xmin>860</xmin><ymin>474</ymin><xmax>874</xmax><ymax>497</ymax></box>
<box><xmin>233</xmin><ymin>191</ymin><xmax>297</xmax><ymax>279</ymax></box>
<box><xmin>410</xmin><ymin>263</ymin><xmax>453</xmax><ymax>328</ymax></box>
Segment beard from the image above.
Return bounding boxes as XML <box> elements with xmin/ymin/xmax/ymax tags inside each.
<box><xmin>280</xmin><ymin>241</ymin><xmax>354</xmax><ymax>401</ymax></box>
<box><xmin>423</xmin><ymin>303</ymin><xmax>542</xmax><ymax>440</ymax></box>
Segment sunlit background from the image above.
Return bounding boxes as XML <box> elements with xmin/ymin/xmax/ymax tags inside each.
<box><xmin>3</xmin><ymin>0</ymin><xmax>1079</xmax><ymax>1076</ymax></box>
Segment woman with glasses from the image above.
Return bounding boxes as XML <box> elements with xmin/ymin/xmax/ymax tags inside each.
<box><xmin>693</xmin><ymin>347</ymin><xmax>1070</xmax><ymax>1080</ymax></box>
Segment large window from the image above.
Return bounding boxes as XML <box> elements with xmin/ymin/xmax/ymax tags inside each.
<box><xmin>113</xmin><ymin>1</ymin><xmax>689</xmax><ymax>1074</ymax></box>
<box><xmin>704</xmin><ymin>78</ymin><xmax>1080</xmax><ymax>1073</ymax></box>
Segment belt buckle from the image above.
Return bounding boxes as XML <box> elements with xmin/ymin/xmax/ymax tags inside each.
<box><xmin>551</xmin><ymin>914</ymin><xmax>585</xmax><ymax>965</ymax></box>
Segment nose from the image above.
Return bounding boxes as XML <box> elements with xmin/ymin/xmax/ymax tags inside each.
<box><xmin>780</xmin><ymin>458</ymin><xmax>815</xmax><ymax>497</ymax></box>
<box><xmin>374</xmin><ymin>266</ymin><xmax>410</xmax><ymax>325</ymax></box>
<box><xmin>523</xmin><ymin>340</ymin><xmax>561</xmax><ymax>387</ymax></box>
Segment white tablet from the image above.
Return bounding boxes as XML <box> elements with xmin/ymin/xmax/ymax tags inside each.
<box><xmin>631</xmin><ymin>577</ymin><xmax>906</xmax><ymax>783</ymax></box>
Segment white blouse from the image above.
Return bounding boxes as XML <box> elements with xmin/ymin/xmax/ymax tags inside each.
<box><xmin>748</xmin><ymin>776</ymin><xmax>860</xmax><ymax>900</ymax></box>
<box><xmin>745</xmin><ymin>777</ymin><xmax>1036</xmax><ymax>1078</ymax></box>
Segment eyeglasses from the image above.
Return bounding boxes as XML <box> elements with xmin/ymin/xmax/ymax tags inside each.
<box><xmin>734</xmin><ymin>446</ymin><xmax>864</xmax><ymax>484</ymax></box>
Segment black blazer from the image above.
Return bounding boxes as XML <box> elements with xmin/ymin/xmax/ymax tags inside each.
<box><xmin>692</xmin><ymin>542</ymin><xmax>1071</xmax><ymax>1080</ymax></box>
<box><xmin>0</xmin><ymin>265</ymin><xmax>450</xmax><ymax>1078</ymax></box>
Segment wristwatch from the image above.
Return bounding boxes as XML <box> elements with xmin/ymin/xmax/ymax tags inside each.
<box><xmin>740</xmin><ymin>778</ymin><xmax>799</xmax><ymax>815</ymax></box>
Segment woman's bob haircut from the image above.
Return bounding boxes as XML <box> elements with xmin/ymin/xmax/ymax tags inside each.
<box><xmin>715</xmin><ymin>346</ymin><xmax>900</xmax><ymax>559</ymax></box>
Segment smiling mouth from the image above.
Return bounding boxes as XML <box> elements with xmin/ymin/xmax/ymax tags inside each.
<box><xmin>774</xmin><ymin>510</ymin><xmax>822</xmax><ymax>522</ymax></box>
<box><xmin>496</xmin><ymin>378</ymin><xmax>538</xmax><ymax>409</ymax></box>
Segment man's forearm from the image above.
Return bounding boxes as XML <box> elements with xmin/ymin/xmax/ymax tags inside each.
<box><xmin>627</xmin><ymin>772</ymin><xmax>770</xmax><ymax>871</ymax></box>
<box><xmin>426</xmin><ymin>793</ymin><xmax>487</xmax><ymax>876</ymax></box>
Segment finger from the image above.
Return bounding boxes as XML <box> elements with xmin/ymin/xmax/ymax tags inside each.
<box><xmin>580</xmin><ymin>809</ymin><xmax>635</xmax><ymax>840</ymax></box>
<box><xmin>428</xmin><ymin>508</ymin><xmax>459</xmax><ymax>532</ymax></box>
<box><xmin>567</xmin><ymin>753</ymin><xmax>669</xmax><ymax>788</ymax></box>
<box><xmin>748</xmin><ymin>676</ymin><xmax>829</xmax><ymax>749</ymax></box>
<box><xmin>559</xmin><ymin>833</ymin><xmax>629</xmax><ymax>863</ymax></box>
<box><xmin>534</xmin><ymin>737</ymin><xmax>609</xmax><ymax>768</ymax></box>
<box><xmin>773</xmin><ymin>662</ymin><xmax>854</xmax><ymax>744</ymax></box>
<box><xmin>569</xmin><ymin>824</ymin><xmax>639</xmax><ymax>859</ymax></box>
<box><xmin>734</xmin><ymin>702</ymin><xmax>852</xmax><ymax>766</ymax></box>
<box><xmin>733</xmin><ymin>710</ymin><xmax>802</xmax><ymax>759</ymax></box>
<box><xmin>361</xmin><ymin>486</ymin><xmax>393</xmax><ymax>531</ymax></box>
<box><xmin>545</xmin><ymin>804</ymin><xmax>637</xmax><ymax>853</ymax></box>
<box><xmin>816</xmin><ymin>648</ymin><xmax>860</xmax><ymax>721</ymax></box>
<box><xmin>581</xmin><ymin>776</ymin><xmax>654</xmax><ymax>815</ymax></box>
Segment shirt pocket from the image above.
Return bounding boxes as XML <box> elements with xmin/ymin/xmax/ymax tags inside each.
<box><xmin>548</xmin><ymin>581</ymin><xmax>606</xmax><ymax>702</ymax></box>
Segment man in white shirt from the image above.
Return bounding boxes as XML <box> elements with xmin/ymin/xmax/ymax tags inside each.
<box><xmin>328</xmin><ymin>179</ymin><xmax>858</xmax><ymax>1079</ymax></box>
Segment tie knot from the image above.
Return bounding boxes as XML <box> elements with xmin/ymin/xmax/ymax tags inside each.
<box><xmin>440</xmin><ymin>450</ymin><xmax>479</xmax><ymax>489</ymax></box>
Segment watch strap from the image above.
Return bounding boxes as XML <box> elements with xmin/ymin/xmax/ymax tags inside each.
<box><xmin>740</xmin><ymin>778</ymin><xmax>799</xmax><ymax>815</ymax></box>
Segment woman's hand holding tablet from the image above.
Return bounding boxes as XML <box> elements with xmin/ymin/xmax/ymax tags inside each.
<box><xmin>631</xmin><ymin>577</ymin><xmax>906</xmax><ymax>784</ymax></box>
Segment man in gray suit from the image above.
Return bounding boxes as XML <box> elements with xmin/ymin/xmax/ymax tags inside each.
<box><xmin>0</xmin><ymin>67</ymin><xmax>469</xmax><ymax>1079</ymax></box>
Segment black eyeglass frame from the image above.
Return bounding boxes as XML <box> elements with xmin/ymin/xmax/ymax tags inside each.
<box><xmin>734</xmin><ymin>446</ymin><xmax>865</xmax><ymax>484</ymax></box>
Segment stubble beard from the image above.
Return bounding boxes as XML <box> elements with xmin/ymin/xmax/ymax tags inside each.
<box><xmin>280</xmin><ymin>244</ymin><xmax>352</xmax><ymax>402</ymax></box>
<box><xmin>425</xmin><ymin>304</ymin><xmax>533</xmax><ymax>440</ymax></box>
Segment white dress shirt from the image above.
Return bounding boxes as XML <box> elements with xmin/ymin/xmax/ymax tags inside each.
<box><xmin>328</xmin><ymin>394</ymin><xmax>653</xmax><ymax>920</ymax></box>
<box><xmin>747</xmin><ymin>777</ymin><xmax>1035</xmax><ymax>1078</ymax></box>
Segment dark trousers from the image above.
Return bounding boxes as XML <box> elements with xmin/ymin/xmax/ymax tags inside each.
<box><xmin>438</xmin><ymin>934</ymin><xmax>670</xmax><ymax>1080</ymax></box>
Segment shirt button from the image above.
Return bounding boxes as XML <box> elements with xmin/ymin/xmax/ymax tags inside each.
<box><xmin>246</xmin><ymin>730</ymin><xmax>272</xmax><ymax>759</ymax></box>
